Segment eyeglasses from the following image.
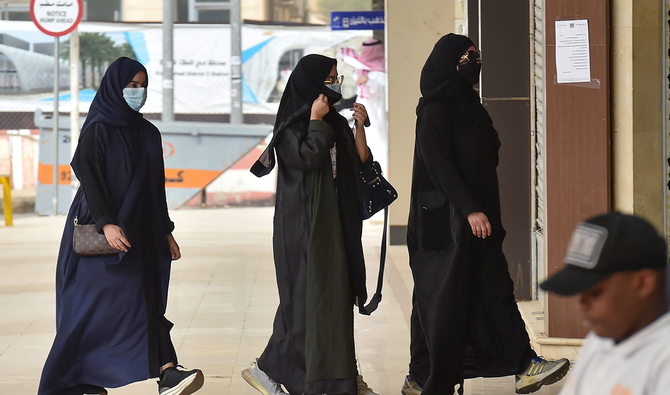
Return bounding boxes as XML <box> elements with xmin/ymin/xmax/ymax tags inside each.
<box><xmin>324</xmin><ymin>75</ymin><xmax>344</xmax><ymax>85</ymax></box>
<box><xmin>459</xmin><ymin>50</ymin><xmax>482</xmax><ymax>64</ymax></box>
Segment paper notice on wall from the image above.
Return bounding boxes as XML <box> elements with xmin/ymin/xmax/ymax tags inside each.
<box><xmin>555</xmin><ymin>19</ymin><xmax>591</xmax><ymax>83</ymax></box>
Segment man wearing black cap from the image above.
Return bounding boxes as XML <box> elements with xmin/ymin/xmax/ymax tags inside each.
<box><xmin>541</xmin><ymin>212</ymin><xmax>670</xmax><ymax>395</ymax></box>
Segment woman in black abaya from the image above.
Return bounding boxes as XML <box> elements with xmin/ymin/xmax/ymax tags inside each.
<box><xmin>38</xmin><ymin>57</ymin><xmax>203</xmax><ymax>395</ymax></box>
<box><xmin>404</xmin><ymin>34</ymin><xmax>569</xmax><ymax>395</ymax></box>
<box><xmin>247</xmin><ymin>54</ymin><xmax>377</xmax><ymax>395</ymax></box>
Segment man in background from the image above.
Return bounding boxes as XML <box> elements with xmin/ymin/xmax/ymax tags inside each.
<box><xmin>541</xmin><ymin>212</ymin><xmax>670</xmax><ymax>395</ymax></box>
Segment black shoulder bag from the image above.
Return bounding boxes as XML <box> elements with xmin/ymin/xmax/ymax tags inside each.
<box><xmin>358</xmin><ymin>160</ymin><xmax>398</xmax><ymax>315</ymax></box>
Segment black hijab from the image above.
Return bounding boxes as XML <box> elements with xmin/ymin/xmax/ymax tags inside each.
<box><xmin>274</xmin><ymin>54</ymin><xmax>343</xmax><ymax>128</ymax></box>
<box><xmin>251</xmin><ymin>54</ymin><xmax>351</xmax><ymax>178</ymax></box>
<box><xmin>81</xmin><ymin>57</ymin><xmax>147</xmax><ymax>137</ymax></box>
<box><xmin>416</xmin><ymin>33</ymin><xmax>479</xmax><ymax>115</ymax></box>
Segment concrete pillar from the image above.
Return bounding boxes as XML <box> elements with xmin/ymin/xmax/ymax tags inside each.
<box><xmin>386</xmin><ymin>0</ymin><xmax>455</xmax><ymax>244</ymax></box>
<box><xmin>611</xmin><ymin>0</ymin><xmax>663</xmax><ymax>231</ymax></box>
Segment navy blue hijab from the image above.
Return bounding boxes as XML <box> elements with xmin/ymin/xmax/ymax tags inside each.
<box><xmin>81</xmin><ymin>57</ymin><xmax>147</xmax><ymax>136</ymax></box>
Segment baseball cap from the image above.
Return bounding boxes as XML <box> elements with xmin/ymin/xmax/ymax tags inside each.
<box><xmin>540</xmin><ymin>212</ymin><xmax>668</xmax><ymax>296</ymax></box>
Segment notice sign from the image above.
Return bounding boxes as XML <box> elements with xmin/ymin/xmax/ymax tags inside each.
<box><xmin>30</xmin><ymin>0</ymin><xmax>83</xmax><ymax>37</ymax></box>
<box><xmin>555</xmin><ymin>19</ymin><xmax>591</xmax><ymax>83</ymax></box>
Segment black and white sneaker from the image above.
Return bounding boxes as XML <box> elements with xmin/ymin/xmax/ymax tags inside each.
<box><xmin>158</xmin><ymin>365</ymin><xmax>204</xmax><ymax>395</ymax></box>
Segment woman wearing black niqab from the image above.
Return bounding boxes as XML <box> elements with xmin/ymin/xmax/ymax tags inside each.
<box><xmin>38</xmin><ymin>57</ymin><xmax>204</xmax><ymax>395</ymax></box>
<box><xmin>247</xmin><ymin>54</ymin><xmax>378</xmax><ymax>395</ymax></box>
<box><xmin>404</xmin><ymin>34</ymin><xmax>569</xmax><ymax>395</ymax></box>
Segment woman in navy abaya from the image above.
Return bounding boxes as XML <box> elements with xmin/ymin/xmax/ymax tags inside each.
<box><xmin>38</xmin><ymin>57</ymin><xmax>204</xmax><ymax>395</ymax></box>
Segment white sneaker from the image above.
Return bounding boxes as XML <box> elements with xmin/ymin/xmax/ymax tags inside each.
<box><xmin>241</xmin><ymin>360</ymin><xmax>288</xmax><ymax>395</ymax></box>
<box><xmin>357</xmin><ymin>375</ymin><xmax>379</xmax><ymax>395</ymax></box>
<box><xmin>514</xmin><ymin>356</ymin><xmax>570</xmax><ymax>394</ymax></box>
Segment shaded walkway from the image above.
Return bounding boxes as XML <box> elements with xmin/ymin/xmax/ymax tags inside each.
<box><xmin>0</xmin><ymin>208</ymin><xmax>563</xmax><ymax>394</ymax></box>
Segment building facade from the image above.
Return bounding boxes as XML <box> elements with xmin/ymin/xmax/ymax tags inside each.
<box><xmin>386</xmin><ymin>0</ymin><xmax>665</xmax><ymax>341</ymax></box>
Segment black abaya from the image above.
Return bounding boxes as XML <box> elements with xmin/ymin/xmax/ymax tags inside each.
<box><xmin>251</xmin><ymin>55</ymin><xmax>371</xmax><ymax>395</ymax></box>
<box><xmin>407</xmin><ymin>34</ymin><xmax>536</xmax><ymax>395</ymax></box>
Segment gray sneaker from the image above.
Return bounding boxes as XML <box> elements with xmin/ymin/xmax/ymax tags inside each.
<box><xmin>241</xmin><ymin>360</ymin><xmax>288</xmax><ymax>395</ymax></box>
<box><xmin>515</xmin><ymin>356</ymin><xmax>570</xmax><ymax>394</ymax></box>
<box><xmin>401</xmin><ymin>375</ymin><xmax>422</xmax><ymax>395</ymax></box>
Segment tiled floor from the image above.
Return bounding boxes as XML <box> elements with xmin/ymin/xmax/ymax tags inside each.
<box><xmin>0</xmin><ymin>208</ymin><xmax>564</xmax><ymax>395</ymax></box>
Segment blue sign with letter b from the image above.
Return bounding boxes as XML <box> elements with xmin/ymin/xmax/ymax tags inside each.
<box><xmin>331</xmin><ymin>11</ymin><xmax>385</xmax><ymax>31</ymax></box>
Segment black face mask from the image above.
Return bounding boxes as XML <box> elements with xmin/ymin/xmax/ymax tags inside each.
<box><xmin>458</xmin><ymin>62</ymin><xmax>481</xmax><ymax>85</ymax></box>
<box><xmin>324</xmin><ymin>87</ymin><xmax>342</xmax><ymax>104</ymax></box>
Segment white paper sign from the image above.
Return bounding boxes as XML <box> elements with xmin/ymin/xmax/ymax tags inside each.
<box><xmin>555</xmin><ymin>19</ymin><xmax>591</xmax><ymax>83</ymax></box>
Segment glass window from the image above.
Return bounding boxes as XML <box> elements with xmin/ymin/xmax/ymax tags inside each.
<box><xmin>197</xmin><ymin>9</ymin><xmax>230</xmax><ymax>23</ymax></box>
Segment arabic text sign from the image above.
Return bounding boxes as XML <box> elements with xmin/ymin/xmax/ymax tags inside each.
<box><xmin>30</xmin><ymin>0</ymin><xmax>83</xmax><ymax>37</ymax></box>
<box><xmin>331</xmin><ymin>11</ymin><xmax>385</xmax><ymax>31</ymax></box>
<box><xmin>555</xmin><ymin>19</ymin><xmax>591</xmax><ymax>83</ymax></box>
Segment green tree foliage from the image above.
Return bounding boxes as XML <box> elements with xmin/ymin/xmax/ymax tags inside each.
<box><xmin>316</xmin><ymin>0</ymin><xmax>371</xmax><ymax>21</ymax></box>
<box><xmin>61</xmin><ymin>32</ymin><xmax>137</xmax><ymax>88</ymax></box>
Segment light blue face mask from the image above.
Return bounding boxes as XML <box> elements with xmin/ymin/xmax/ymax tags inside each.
<box><xmin>325</xmin><ymin>83</ymin><xmax>342</xmax><ymax>95</ymax></box>
<box><xmin>123</xmin><ymin>87</ymin><xmax>147</xmax><ymax>112</ymax></box>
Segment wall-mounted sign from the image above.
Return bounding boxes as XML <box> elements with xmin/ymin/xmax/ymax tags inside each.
<box><xmin>555</xmin><ymin>19</ymin><xmax>591</xmax><ymax>83</ymax></box>
<box><xmin>331</xmin><ymin>11</ymin><xmax>385</xmax><ymax>31</ymax></box>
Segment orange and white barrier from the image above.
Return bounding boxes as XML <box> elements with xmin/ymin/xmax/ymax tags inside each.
<box><xmin>184</xmin><ymin>143</ymin><xmax>277</xmax><ymax>208</ymax></box>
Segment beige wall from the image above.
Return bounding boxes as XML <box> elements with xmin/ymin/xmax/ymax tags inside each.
<box><xmin>454</xmin><ymin>0</ymin><xmax>464</xmax><ymax>34</ymax></box>
<box><xmin>243</xmin><ymin>0</ymin><xmax>267</xmax><ymax>21</ymax></box>
<box><xmin>611</xmin><ymin>0</ymin><xmax>664</xmax><ymax>231</ymax></box>
<box><xmin>123</xmin><ymin>0</ymin><xmax>162</xmax><ymax>22</ymax></box>
<box><xmin>122</xmin><ymin>0</ymin><xmax>270</xmax><ymax>23</ymax></box>
<box><xmin>386</xmin><ymin>0</ymin><xmax>456</xmax><ymax>240</ymax></box>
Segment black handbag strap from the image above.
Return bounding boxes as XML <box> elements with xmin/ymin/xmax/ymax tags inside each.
<box><xmin>359</xmin><ymin>205</ymin><xmax>388</xmax><ymax>315</ymax></box>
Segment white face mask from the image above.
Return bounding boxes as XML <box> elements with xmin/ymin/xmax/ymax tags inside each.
<box><xmin>123</xmin><ymin>87</ymin><xmax>147</xmax><ymax>112</ymax></box>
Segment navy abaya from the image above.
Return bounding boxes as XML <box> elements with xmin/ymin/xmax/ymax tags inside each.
<box><xmin>38</xmin><ymin>58</ymin><xmax>177</xmax><ymax>395</ymax></box>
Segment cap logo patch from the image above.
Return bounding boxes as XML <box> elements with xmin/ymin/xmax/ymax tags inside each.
<box><xmin>564</xmin><ymin>223</ymin><xmax>608</xmax><ymax>269</ymax></box>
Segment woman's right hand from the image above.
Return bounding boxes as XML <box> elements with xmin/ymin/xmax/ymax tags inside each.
<box><xmin>310</xmin><ymin>94</ymin><xmax>330</xmax><ymax>121</ymax></box>
<box><xmin>102</xmin><ymin>224</ymin><xmax>131</xmax><ymax>252</ymax></box>
<box><xmin>467</xmin><ymin>212</ymin><xmax>492</xmax><ymax>239</ymax></box>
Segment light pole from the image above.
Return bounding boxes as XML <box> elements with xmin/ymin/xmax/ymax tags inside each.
<box><xmin>230</xmin><ymin>0</ymin><xmax>242</xmax><ymax>124</ymax></box>
<box><xmin>163</xmin><ymin>0</ymin><xmax>174</xmax><ymax>122</ymax></box>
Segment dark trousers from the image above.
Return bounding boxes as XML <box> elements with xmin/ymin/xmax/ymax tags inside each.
<box><xmin>409</xmin><ymin>233</ymin><xmax>535</xmax><ymax>395</ymax></box>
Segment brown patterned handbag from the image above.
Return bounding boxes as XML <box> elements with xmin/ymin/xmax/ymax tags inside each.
<box><xmin>72</xmin><ymin>217</ymin><xmax>118</xmax><ymax>256</ymax></box>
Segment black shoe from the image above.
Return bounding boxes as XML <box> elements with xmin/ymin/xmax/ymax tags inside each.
<box><xmin>158</xmin><ymin>365</ymin><xmax>204</xmax><ymax>395</ymax></box>
<box><xmin>80</xmin><ymin>385</ymin><xmax>107</xmax><ymax>395</ymax></box>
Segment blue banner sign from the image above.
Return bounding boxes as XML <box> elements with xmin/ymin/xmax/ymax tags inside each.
<box><xmin>331</xmin><ymin>11</ymin><xmax>385</xmax><ymax>31</ymax></box>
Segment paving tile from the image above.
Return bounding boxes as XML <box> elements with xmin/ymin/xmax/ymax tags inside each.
<box><xmin>0</xmin><ymin>208</ymin><xmax>565</xmax><ymax>395</ymax></box>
